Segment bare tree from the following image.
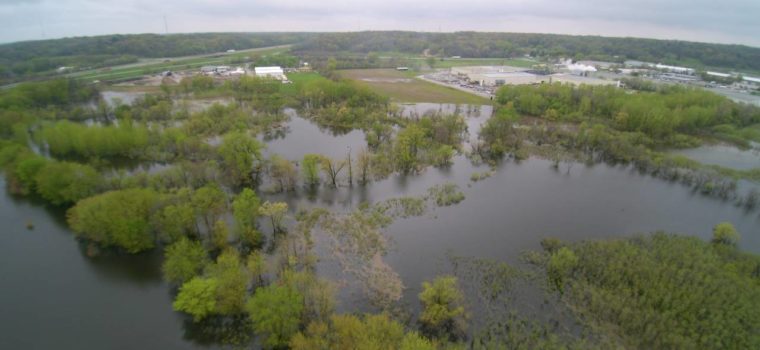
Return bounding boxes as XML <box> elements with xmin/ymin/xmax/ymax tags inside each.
<box><xmin>320</xmin><ymin>156</ymin><xmax>345</xmax><ymax>188</ymax></box>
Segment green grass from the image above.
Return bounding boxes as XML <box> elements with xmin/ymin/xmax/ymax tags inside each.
<box><xmin>281</xmin><ymin>72</ymin><xmax>325</xmax><ymax>95</ymax></box>
<box><xmin>338</xmin><ymin>69</ymin><xmax>489</xmax><ymax>104</ymax></box>
<box><xmin>433</xmin><ymin>58</ymin><xmax>537</xmax><ymax>69</ymax></box>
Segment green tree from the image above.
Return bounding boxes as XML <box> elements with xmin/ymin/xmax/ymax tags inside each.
<box><xmin>173</xmin><ymin>277</ymin><xmax>219</xmax><ymax>322</ymax></box>
<box><xmin>269</xmin><ymin>155</ymin><xmax>297</xmax><ymax>192</ymax></box>
<box><xmin>162</xmin><ymin>237</ymin><xmax>208</xmax><ymax>284</ymax></box>
<box><xmin>153</xmin><ymin>200</ymin><xmax>196</xmax><ymax>243</ymax></box>
<box><xmin>547</xmin><ymin>246</ymin><xmax>579</xmax><ymax>294</ymax></box>
<box><xmin>35</xmin><ymin>161</ymin><xmax>102</xmax><ymax>205</ymax></box>
<box><xmin>711</xmin><ymin>222</ymin><xmax>740</xmax><ymax>246</ymax></box>
<box><xmin>208</xmin><ymin>249</ymin><xmax>248</xmax><ymax>315</ymax></box>
<box><xmin>246</xmin><ymin>284</ymin><xmax>304</xmax><ymax>349</ymax></box>
<box><xmin>395</xmin><ymin>124</ymin><xmax>427</xmax><ymax>173</ymax></box>
<box><xmin>212</xmin><ymin>220</ymin><xmax>230</xmax><ymax>250</ymax></box>
<box><xmin>281</xmin><ymin>270</ymin><xmax>335</xmax><ymax>324</ymax></box>
<box><xmin>233</xmin><ymin>188</ymin><xmax>260</xmax><ymax>230</ymax></box>
<box><xmin>302</xmin><ymin>154</ymin><xmax>321</xmax><ymax>186</ymax></box>
<box><xmin>67</xmin><ymin>188</ymin><xmax>159</xmax><ymax>253</ymax></box>
<box><xmin>191</xmin><ymin>184</ymin><xmax>227</xmax><ymax>236</ymax></box>
<box><xmin>260</xmin><ymin>201</ymin><xmax>288</xmax><ymax>234</ymax></box>
<box><xmin>401</xmin><ymin>332</ymin><xmax>436</xmax><ymax>350</ymax></box>
<box><xmin>290</xmin><ymin>313</ymin><xmax>433</xmax><ymax>350</ymax></box>
<box><xmin>246</xmin><ymin>250</ymin><xmax>266</xmax><ymax>287</ymax></box>
<box><xmin>13</xmin><ymin>155</ymin><xmax>48</xmax><ymax>195</ymax></box>
<box><xmin>218</xmin><ymin>132</ymin><xmax>263</xmax><ymax>186</ymax></box>
<box><xmin>419</xmin><ymin>275</ymin><xmax>467</xmax><ymax>339</ymax></box>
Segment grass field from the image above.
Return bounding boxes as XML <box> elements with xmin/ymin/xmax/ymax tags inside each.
<box><xmin>338</xmin><ymin>69</ymin><xmax>489</xmax><ymax>104</ymax></box>
<box><xmin>432</xmin><ymin>58</ymin><xmax>537</xmax><ymax>68</ymax></box>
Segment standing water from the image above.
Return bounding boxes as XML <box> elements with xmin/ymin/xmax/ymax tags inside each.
<box><xmin>1</xmin><ymin>104</ymin><xmax>759</xmax><ymax>349</ymax></box>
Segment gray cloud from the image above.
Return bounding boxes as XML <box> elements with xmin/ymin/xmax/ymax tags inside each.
<box><xmin>1</xmin><ymin>0</ymin><xmax>758</xmax><ymax>46</ymax></box>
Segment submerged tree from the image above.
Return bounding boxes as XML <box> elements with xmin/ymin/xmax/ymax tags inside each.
<box><xmin>218</xmin><ymin>132</ymin><xmax>263</xmax><ymax>186</ymax></box>
<box><xmin>246</xmin><ymin>284</ymin><xmax>304</xmax><ymax>349</ymax></box>
<box><xmin>269</xmin><ymin>154</ymin><xmax>297</xmax><ymax>192</ymax></box>
<box><xmin>320</xmin><ymin>156</ymin><xmax>345</xmax><ymax>188</ymax></box>
<box><xmin>260</xmin><ymin>201</ymin><xmax>289</xmax><ymax>234</ymax></box>
<box><xmin>290</xmin><ymin>313</ymin><xmax>435</xmax><ymax>350</ymax></box>
<box><xmin>547</xmin><ymin>246</ymin><xmax>579</xmax><ymax>294</ymax></box>
<box><xmin>230</xmin><ymin>188</ymin><xmax>263</xmax><ymax>250</ymax></box>
<box><xmin>208</xmin><ymin>249</ymin><xmax>248</xmax><ymax>315</ymax></box>
<box><xmin>418</xmin><ymin>275</ymin><xmax>467</xmax><ymax>340</ymax></box>
<box><xmin>173</xmin><ymin>277</ymin><xmax>219</xmax><ymax>322</ymax></box>
<box><xmin>162</xmin><ymin>237</ymin><xmax>209</xmax><ymax>285</ymax></box>
<box><xmin>67</xmin><ymin>188</ymin><xmax>159</xmax><ymax>253</ymax></box>
<box><xmin>301</xmin><ymin>154</ymin><xmax>321</xmax><ymax>186</ymax></box>
<box><xmin>711</xmin><ymin>222</ymin><xmax>740</xmax><ymax>246</ymax></box>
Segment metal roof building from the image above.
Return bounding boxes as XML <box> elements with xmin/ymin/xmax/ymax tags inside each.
<box><xmin>254</xmin><ymin>66</ymin><xmax>287</xmax><ymax>80</ymax></box>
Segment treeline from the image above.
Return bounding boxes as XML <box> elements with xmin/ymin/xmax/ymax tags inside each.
<box><xmin>495</xmin><ymin>83</ymin><xmax>760</xmax><ymax>144</ymax></box>
<box><xmin>0</xmin><ymin>78</ymin><xmax>98</xmax><ymax>109</ymax></box>
<box><xmin>0</xmin><ymin>32</ymin><xmax>309</xmax><ymax>83</ymax></box>
<box><xmin>295</xmin><ymin>31</ymin><xmax>760</xmax><ymax>71</ymax></box>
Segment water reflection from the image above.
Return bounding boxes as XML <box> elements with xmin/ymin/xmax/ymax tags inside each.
<box><xmin>2</xmin><ymin>103</ymin><xmax>760</xmax><ymax>349</ymax></box>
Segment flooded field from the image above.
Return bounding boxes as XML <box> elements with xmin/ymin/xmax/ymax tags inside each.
<box><xmin>2</xmin><ymin>103</ymin><xmax>759</xmax><ymax>349</ymax></box>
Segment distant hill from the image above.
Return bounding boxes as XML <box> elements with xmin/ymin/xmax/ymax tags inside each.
<box><xmin>0</xmin><ymin>33</ymin><xmax>309</xmax><ymax>84</ymax></box>
<box><xmin>2</xmin><ymin>31</ymin><xmax>759</xmax><ymax>85</ymax></box>
<box><xmin>295</xmin><ymin>31</ymin><xmax>760</xmax><ymax>72</ymax></box>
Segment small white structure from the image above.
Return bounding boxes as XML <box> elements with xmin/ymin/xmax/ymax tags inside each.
<box><xmin>228</xmin><ymin>67</ymin><xmax>246</xmax><ymax>76</ymax></box>
<box><xmin>564</xmin><ymin>60</ymin><xmax>597</xmax><ymax>76</ymax></box>
<box><xmin>396</xmin><ymin>67</ymin><xmax>409</xmax><ymax>71</ymax></box>
<box><xmin>254</xmin><ymin>66</ymin><xmax>287</xmax><ymax>81</ymax></box>
<box><xmin>226</xmin><ymin>49</ymin><xmax>236</xmax><ymax>53</ymax></box>
<box><xmin>654</xmin><ymin>64</ymin><xmax>694</xmax><ymax>75</ymax></box>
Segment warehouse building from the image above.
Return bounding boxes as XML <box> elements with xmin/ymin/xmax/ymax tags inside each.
<box><xmin>254</xmin><ymin>66</ymin><xmax>288</xmax><ymax>81</ymax></box>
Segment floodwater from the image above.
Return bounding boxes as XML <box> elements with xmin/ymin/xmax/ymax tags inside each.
<box><xmin>672</xmin><ymin>143</ymin><xmax>760</xmax><ymax>170</ymax></box>
<box><xmin>2</xmin><ymin>103</ymin><xmax>759</xmax><ymax>349</ymax></box>
<box><xmin>260</xmin><ymin>110</ymin><xmax>366</xmax><ymax>160</ymax></box>
<box><xmin>101</xmin><ymin>90</ymin><xmax>146</xmax><ymax>107</ymax></box>
<box><xmin>0</xmin><ymin>178</ymin><xmax>212</xmax><ymax>350</ymax></box>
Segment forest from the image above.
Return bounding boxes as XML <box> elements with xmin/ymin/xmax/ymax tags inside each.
<box><xmin>293</xmin><ymin>32</ymin><xmax>760</xmax><ymax>71</ymax></box>
<box><xmin>4</xmin><ymin>31</ymin><xmax>760</xmax><ymax>85</ymax></box>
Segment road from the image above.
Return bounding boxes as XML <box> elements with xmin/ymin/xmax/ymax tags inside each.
<box><xmin>65</xmin><ymin>44</ymin><xmax>293</xmax><ymax>79</ymax></box>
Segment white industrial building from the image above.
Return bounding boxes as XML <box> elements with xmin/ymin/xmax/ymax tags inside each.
<box><xmin>468</xmin><ymin>72</ymin><xmax>548</xmax><ymax>86</ymax></box>
<box><xmin>451</xmin><ymin>65</ymin><xmax>616</xmax><ymax>87</ymax></box>
<box><xmin>706</xmin><ymin>71</ymin><xmax>732</xmax><ymax>79</ymax></box>
<box><xmin>451</xmin><ymin>66</ymin><xmax>525</xmax><ymax>76</ymax></box>
<box><xmin>743</xmin><ymin>76</ymin><xmax>760</xmax><ymax>85</ymax></box>
<box><xmin>254</xmin><ymin>66</ymin><xmax>287</xmax><ymax>81</ymax></box>
<box><xmin>654</xmin><ymin>64</ymin><xmax>695</xmax><ymax>75</ymax></box>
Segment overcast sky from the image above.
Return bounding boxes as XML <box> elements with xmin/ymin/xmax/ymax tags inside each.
<box><xmin>1</xmin><ymin>0</ymin><xmax>759</xmax><ymax>46</ymax></box>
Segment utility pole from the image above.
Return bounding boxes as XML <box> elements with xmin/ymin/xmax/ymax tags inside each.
<box><xmin>163</xmin><ymin>15</ymin><xmax>169</xmax><ymax>34</ymax></box>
